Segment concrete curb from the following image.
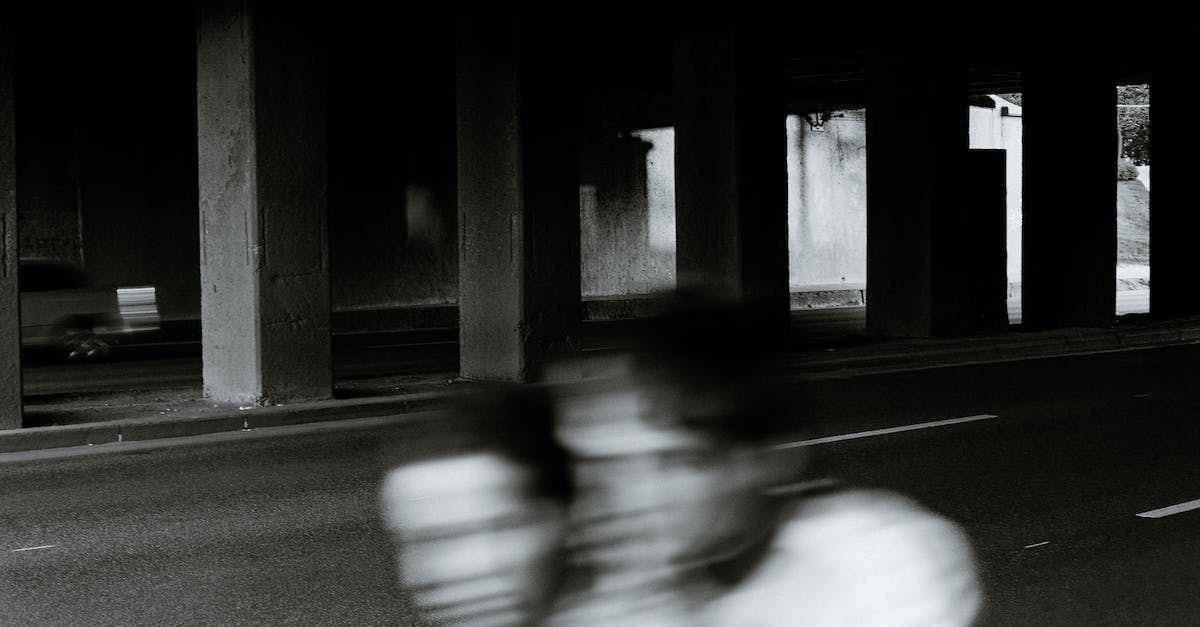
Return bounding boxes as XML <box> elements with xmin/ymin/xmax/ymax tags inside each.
<box><xmin>0</xmin><ymin>393</ymin><xmax>460</xmax><ymax>455</ymax></box>
<box><xmin>789</xmin><ymin>322</ymin><xmax>1200</xmax><ymax>379</ymax></box>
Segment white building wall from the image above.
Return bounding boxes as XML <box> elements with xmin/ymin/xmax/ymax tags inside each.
<box><xmin>787</xmin><ymin>111</ymin><xmax>868</xmax><ymax>289</ymax></box>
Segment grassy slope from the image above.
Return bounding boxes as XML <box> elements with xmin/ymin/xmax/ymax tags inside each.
<box><xmin>1117</xmin><ymin>179</ymin><xmax>1149</xmax><ymax>266</ymax></box>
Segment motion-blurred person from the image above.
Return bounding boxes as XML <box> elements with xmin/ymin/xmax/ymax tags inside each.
<box><xmin>549</xmin><ymin>293</ymin><xmax>982</xmax><ymax>626</ymax></box>
<box><xmin>378</xmin><ymin>386</ymin><xmax>575</xmax><ymax>626</ymax></box>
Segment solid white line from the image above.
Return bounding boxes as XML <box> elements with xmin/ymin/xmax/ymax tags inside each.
<box><xmin>11</xmin><ymin>545</ymin><xmax>56</xmax><ymax>552</ymax></box>
<box><xmin>1137</xmin><ymin>498</ymin><xmax>1200</xmax><ymax>519</ymax></box>
<box><xmin>1024</xmin><ymin>541</ymin><xmax>1050</xmax><ymax>549</ymax></box>
<box><xmin>772</xmin><ymin>414</ymin><xmax>999</xmax><ymax>449</ymax></box>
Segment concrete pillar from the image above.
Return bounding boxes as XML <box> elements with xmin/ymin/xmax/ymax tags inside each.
<box><xmin>1150</xmin><ymin>71</ymin><xmax>1200</xmax><ymax>318</ymax></box>
<box><xmin>961</xmin><ymin>149</ymin><xmax>1010</xmax><ymax>333</ymax></box>
<box><xmin>865</xmin><ymin>44</ymin><xmax>971</xmax><ymax>337</ymax></box>
<box><xmin>673</xmin><ymin>25</ymin><xmax>788</xmax><ymax>336</ymax></box>
<box><xmin>457</xmin><ymin>18</ymin><xmax>581</xmax><ymax>382</ymax></box>
<box><xmin>196</xmin><ymin>0</ymin><xmax>330</xmax><ymax>405</ymax></box>
<box><xmin>1022</xmin><ymin>60</ymin><xmax>1116</xmax><ymax>328</ymax></box>
<box><xmin>0</xmin><ymin>11</ymin><xmax>20</xmax><ymax>429</ymax></box>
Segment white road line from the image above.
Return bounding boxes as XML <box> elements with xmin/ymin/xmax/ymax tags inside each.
<box><xmin>1024</xmin><ymin>541</ymin><xmax>1050</xmax><ymax>549</ymax></box>
<box><xmin>1137</xmin><ymin>498</ymin><xmax>1200</xmax><ymax>519</ymax></box>
<box><xmin>763</xmin><ymin>477</ymin><xmax>841</xmax><ymax>496</ymax></box>
<box><xmin>11</xmin><ymin>545</ymin><xmax>56</xmax><ymax>552</ymax></box>
<box><xmin>771</xmin><ymin>414</ymin><xmax>1000</xmax><ymax>449</ymax></box>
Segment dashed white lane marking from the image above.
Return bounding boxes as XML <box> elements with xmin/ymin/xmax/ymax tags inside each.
<box><xmin>764</xmin><ymin>477</ymin><xmax>841</xmax><ymax>496</ymax></box>
<box><xmin>1133</xmin><ymin>394</ymin><xmax>1151</xmax><ymax>398</ymax></box>
<box><xmin>1137</xmin><ymin>498</ymin><xmax>1200</xmax><ymax>519</ymax></box>
<box><xmin>1024</xmin><ymin>541</ymin><xmax>1050</xmax><ymax>549</ymax></box>
<box><xmin>11</xmin><ymin>545</ymin><xmax>56</xmax><ymax>552</ymax></box>
<box><xmin>772</xmin><ymin>414</ymin><xmax>1000</xmax><ymax>449</ymax></box>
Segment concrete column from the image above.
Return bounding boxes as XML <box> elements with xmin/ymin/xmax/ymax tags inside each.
<box><xmin>196</xmin><ymin>0</ymin><xmax>330</xmax><ymax>405</ymax></box>
<box><xmin>673</xmin><ymin>26</ymin><xmax>788</xmax><ymax>336</ymax></box>
<box><xmin>961</xmin><ymin>149</ymin><xmax>1010</xmax><ymax>333</ymax></box>
<box><xmin>1150</xmin><ymin>71</ymin><xmax>1200</xmax><ymax>318</ymax></box>
<box><xmin>865</xmin><ymin>44</ymin><xmax>971</xmax><ymax>337</ymax></box>
<box><xmin>0</xmin><ymin>11</ymin><xmax>21</xmax><ymax>429</ymax></box>
<box><xmin>1022</xmin><ymin>60</ymin><xmax>1116</xmax><ymax>328</ymax></box>
<box><xmin>457</xmin><ymin>18</ymin><xmax>581</xmax><ymax>382</ymax></box>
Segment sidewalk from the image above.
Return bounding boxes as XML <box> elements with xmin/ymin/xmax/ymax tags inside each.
<box><xmin>7</xmin><ymin>311</ymin><xmax>1200</xmax><ymax>455</ymax></box>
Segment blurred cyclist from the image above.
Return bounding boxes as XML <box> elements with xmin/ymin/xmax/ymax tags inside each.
<box><xmin>550</xmin><ymin>292</ymin><xmax>982</xmax><ymax>626</ymax></box>
<box><xmin>379</xmin><ymin>386</ymin><xmax>575</xmax><ymax>626</ymax></box>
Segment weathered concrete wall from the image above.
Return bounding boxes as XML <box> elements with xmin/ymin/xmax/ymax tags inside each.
<box><xmin>968</xmin><ymin>97</ymin><xmax>1022</xmax><ymax>284</ymax></box>
<box><xmin>14</xmin><ymin>6</ymin><xmax>81</xmax><ymax>266</ymax></box>
<box><xmin>580</xmin><ymin>133</ymin><xmax>675</xmax><ymax>296</ymax></box>
<box><xmin>788</xmin><ymin>112</ymin><xmax>867</xmax><ymax>289</ymax></box>
<box><xmin>784</xmin><ymin>100</ymin><xmax>1020</xmax><ymax>294</ymax></box>
<box><xmin>327</xmin><ymin>8</ymin><xmax>458</xmax><ymax>311</ymax></box>
<box><xmin>637</xmin><ymin>127</ymin><xmax>677</xmax><ymax>272</ymax></box>
<box><xmin>77</xmin><ymin>4</ymin><xmax>199</xmax><ymax>321</ymax></box>
<box><xmin>579</xmin><ymin>126</ymin><xmax>676</xmax><ymax>298</ymax></box>
<box><xmin>17</xmin><ymin>2</ymin><xmax>199</xmax><ymax>320</ymax></box>
<box><xmin>17</xmin><ymin>3</ymin><xmax>463</xmax><ymax>324</ymax></box>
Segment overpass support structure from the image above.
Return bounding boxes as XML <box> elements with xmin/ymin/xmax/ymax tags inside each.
<box><xmin>0</xmin><ymin>10</ymin><xmax>18</xmax><ymax>429</ymax></box>
<box><xmin>196</xmin><ymin>0</ymin><xmax>332</xmax><ymax>405</ymax></box>
<box><xmin>865</xmin><ymin>41</ymin><xmax>984</xmax><ymax>337</ymax></box>
<box><xmin>1021</xmin><ymin>55</ymin><xmax>1117</xmax><ymax>329</ymax></box>
<box><xmin>673</xmin><ymin>25</ymin><xmax>790</xmax><ymax>339</ymax></box>
<box><xmin>1149</xmin><ymin>70</ymin><xmax>1200</xmax><ymax>318</ymax></box>
<box><xmin>455</xmin><ymin>16</ymin><xmax>582</xmax><ymax>382</ymax></box>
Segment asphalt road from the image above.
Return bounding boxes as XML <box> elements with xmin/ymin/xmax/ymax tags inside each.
<box><xmin>6</xmin><ymin>343</ymin><xmax>1200</xmax><ymax>625</ymax></box>
<box><xmin>1</xmin><ymin>421</ymin><xmax>421</xmax><ymax>626</ymax></box>
<box><xmin>789</xmin><ymin>343</ymin><xmax>1200</xmax><ymax>626</ymax></box>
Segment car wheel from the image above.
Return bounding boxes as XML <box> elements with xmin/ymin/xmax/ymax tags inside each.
<box><xmin>60</xmin><ymin>323</ymin><xmax>110</xmax><ymax>360</ymax></box>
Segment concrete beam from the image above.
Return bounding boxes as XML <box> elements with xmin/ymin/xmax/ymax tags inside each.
<box><xmin>0</xmin><ymin>9</ymin><xmax>20</xmax><ymax>430</ymax></box>
<box><xmin>197</xmin><ymin>0</ymin><xmax>331</xmax><ymax>405</ymax></box>
<box><xmin>1022</xmin><ymin>60</ymin><xmax>1116</xmax><ymax>328</ymax></box>
<box><xmin>1150</xmin><ymin>70</ymin><xmax>1200</xmax><ymax>318</ymax></box>
<box><xmin>673</xmin><ymin>25</ymin><xmax>789</xmax><ymax>336</ymax></box>
<box><xmin>456</xmin><ymin>18</ymin><xmax>582</xmax><ymax>382</ymax></box>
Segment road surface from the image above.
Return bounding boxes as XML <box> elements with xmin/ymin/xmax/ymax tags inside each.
<box><xmin>6</xmin><ymin>343</ymin><xmax>1200</xmax><ymax>624</ymax></box>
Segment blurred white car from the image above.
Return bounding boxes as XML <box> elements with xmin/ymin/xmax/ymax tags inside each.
<box><xmin>19</xmin><ymin>259</ymin><xmax>160</xmax><ymax>358</ymax></box>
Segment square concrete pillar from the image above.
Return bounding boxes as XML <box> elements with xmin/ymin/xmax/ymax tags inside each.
<box><xmin>673</xmin><ymin>26</ymin><xmax>789</xmax><ymax>337</ymax></box>
<box><xmin>0</xmin><ymin>12</ymin><xmax>20</xmax><ymax>430</ymax></box>
<box><xmin>1150</xmin><ymin>70</ymin><xmax>1200</xmax><ymax>318</ymax></box>
<box><xmin>1022</xmin><ymin>61</ymin><xmax>1116</xmax><ymax>329</ymax></box>
<box><xmin>197</xmin><ymin>0</ymin><xmax>331</xmax><ymax>405</ymax></box>
<box><xmin>457</xmin><ymin>19</ymin><xmax>581</xmax><ymax>382</ymax></box>
<box><xmin>865</xmin><ymin>44</ymin><xmax>972</xmax><ymax>337</ymax></box>
<box><xmin>958</xmin><ymin>149</ymin><xmax>1010</xmax><ymax>334</ymax></box>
